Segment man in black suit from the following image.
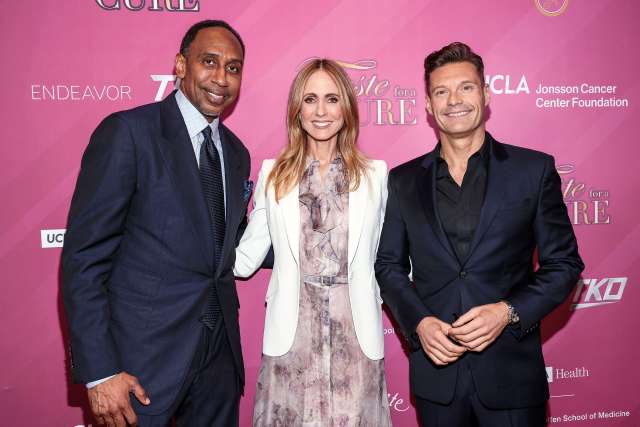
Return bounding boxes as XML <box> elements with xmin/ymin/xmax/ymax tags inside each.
<box><xmin>375</xmin><ymin>42</ymin><xmax>584</xmax><ymax>426</ymax></box>
<box><xmin>62</xmin><ymin>20</ymin><xmax>250</xmax><ymax>427</ymax></box>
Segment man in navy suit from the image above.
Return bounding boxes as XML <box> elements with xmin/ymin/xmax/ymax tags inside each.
<box><xmin>62</xmin><ymin>20</ymin><xmax>250</xmax><ymax>427</ymax></box>
<box><xmin>375</xmin><ymin>42</ymin><xmax>584</xmax><ymax>426</ymax></box>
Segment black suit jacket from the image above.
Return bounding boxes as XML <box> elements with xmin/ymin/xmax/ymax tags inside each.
<box><xmin>61</xmin><ymin>92</ymin><xmax>251</xmax><ymax>414</ymax></box>
<box><xmin>375</xmin><ymin>133</ymin><xmax>584</xmax><ymax>409</ymax></box>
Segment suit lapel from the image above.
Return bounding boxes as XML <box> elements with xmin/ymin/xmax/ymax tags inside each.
<box><xmin>348</xmin><ymin>175</ymin><xmax>367</xmax><ymax>268</ymax></box>
<box><xmin>465</xmin><ymin>136</ymin><xmax>508</xmax><ymax>261</ymax></box>
<box><xmin>418</xmin><ymin>152</ymin><xmax>458</xmax><ymax>262</ymax></box>
<box><xmin>157</xmin><ymin>93</ymin><xmax>214</xmax><ymax>271</ymax></box>
<box><xmin>280</xmin><ymin>184</ymin><xmax>300</xmax><ymax>266</ymax></box>
<box><xmin>217</xmin><ymin>125</ymin><xmax>243</xmax><ymax>274</ymax></box>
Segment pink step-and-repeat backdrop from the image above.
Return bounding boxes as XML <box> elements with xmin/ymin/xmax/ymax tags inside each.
<box><xmin>1</xmin><ymin>1</ymin><xmax>638</xmax><ymax>425</ymax></box>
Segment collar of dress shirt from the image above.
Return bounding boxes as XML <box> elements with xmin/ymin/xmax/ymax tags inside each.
<box><xmin>435</xmin><ymin>136</ymin><xmax>489</xmax><ymax>180</ymax></box>
<box><xmin>175</xmin><ymin>89</ymin><xmax>220</xmax><ymax>139</ymax></box>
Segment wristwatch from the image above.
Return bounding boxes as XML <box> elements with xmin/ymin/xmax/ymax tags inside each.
<box><xmin>502</xmin><ymin>300</ymin><xmax>520</xmax><ymax>325</ymax></box>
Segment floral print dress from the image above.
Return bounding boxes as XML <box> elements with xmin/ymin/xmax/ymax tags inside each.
<box><xmin>253</xmin><ymin>158</ymin><xmax>391</xmax><ymax>427</ymax></box>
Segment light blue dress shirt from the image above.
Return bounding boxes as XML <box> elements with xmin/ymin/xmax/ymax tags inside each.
<box><xmin>175</xmin><ymin>88</ymin><xmax>227</xmax><ymax>211</ymax></box>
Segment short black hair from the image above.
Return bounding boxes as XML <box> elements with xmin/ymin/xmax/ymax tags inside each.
<box><xmin>424</xmin><ymin>42</ymin><xmax>484</xmax><ymax>92</ymax></box>
<box><xmin>179</xmin><ymin>20</ymin><xmax>245</xmax><ymax>57</ymax></box>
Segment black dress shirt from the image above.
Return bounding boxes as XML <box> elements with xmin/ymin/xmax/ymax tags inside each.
<box><xmin>435</xmin><ymin>140</ymin><xmax>489</xmax><ymax>264</ymax></box>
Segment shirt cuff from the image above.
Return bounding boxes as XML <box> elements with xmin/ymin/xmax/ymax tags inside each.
<box><xmin>86</xmin><ymin>374</ymin><xmax>116</xmax><ymax>389</ymax></box>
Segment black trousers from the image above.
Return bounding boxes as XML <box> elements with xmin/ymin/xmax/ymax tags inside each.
<box><xmin>416</xmin><ymin>363</ymin><xmax>546</xmax><ymax>427</ymax></box>
<box><xmin>137</xmin><ymin>322</ymin><xmax>240</xmax><ymax>427</ymax></box>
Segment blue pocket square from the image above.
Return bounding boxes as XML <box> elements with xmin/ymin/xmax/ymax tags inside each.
<box><xmin>243</xmin><ymin>180</ymin><xmax>254</xmax><ymax>202</ymax></box>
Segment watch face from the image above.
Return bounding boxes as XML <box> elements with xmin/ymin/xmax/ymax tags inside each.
<box><xmin>510</xmin><ymin>309</ymin><xmax>520</xmax><ymax>324</ymax></box>
<box><xmin>506</xmin><ymin>303</ymin><xmax>518</xmax><ymax>324</ymax></box>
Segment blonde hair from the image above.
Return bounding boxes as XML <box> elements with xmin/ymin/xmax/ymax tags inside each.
<box><xmin>267</xmin><ymin>58</ymin><xmax>369</xmax><ymax>202</ymax></box>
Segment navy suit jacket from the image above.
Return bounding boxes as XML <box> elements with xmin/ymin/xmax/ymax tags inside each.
<box><xmin>375</xmin><ymin>133</ymin><xmax>584</xmax><ymax>409</ymax></box>
<box><xmin>61</xmin><ymin>92</ymin><xmax>251</xmax><ymax>414</ymax></box>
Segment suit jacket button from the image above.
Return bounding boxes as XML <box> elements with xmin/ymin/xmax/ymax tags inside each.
<box><xmin>459</xmin><ymin>270</ymin><xmax>467</xmax><ymax>278</ymax></box>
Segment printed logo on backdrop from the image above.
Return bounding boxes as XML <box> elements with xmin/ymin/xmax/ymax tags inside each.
<box><xmin>547</xmin><ymin>410</ymin><xmax>631</xmax><ymax>425</ymax></box>
<box><xmin>485</xmin><ymin>74</ymin><xmax>530</xmax><ymax>96</ymax></box>
<box><xmin>387</xmin><ymin>391</ymin><xmax>410</xmax><ymax>412</ymax></box>
<box><xmin>41</xmin><ymin>229</ymin><xmax>65</xmax><ymax>248</ymax></box>
<box><xmin>542</xmin><ymin>364</ymin><xmax>631</xmax><ymax>425</ymax></box>
<box><xmin>383</xmin><ymin>327</ymin><xmax>396</xmax><ymax>336</ymax></box>
<box><xmin>31</xmin><ymin>84</ymin><xmax>132</xmax><ymax>102</ymax></box>
<box><xmin>483</xmin><ymin>71</ymin><xmax>630</xmax><ymax>109</ymax></box>
<box><xmin>337</xmin><ymin>60</ymin><xmax>418</xmax><ymax>126</ymax></box>
<box><xmin>571</xmin><ymin>277</ymin><xmax>627</xmax><ymax>310</ymax></box>
<box><xmin>152</xmin><ymin>75</ymin><xmax>177</xmax><ymax>101</ymax></box>
<box><xmin>95</xmin><ymin>0</ymin><xmax>199</xmax><ymax>12</ymax></box>
<box><xmin>545</xmin><ymin>365</ymin><xmax>589</xmax><ymax>384</ymax></box>
<box><xmin>535</xmin><ymin>82</ymin><xmax>629</xmax><ymax>109</ymax></box>
<box><xmin>558</xmin><ymin>164</ymin><xmax>611</xmax><ymax>226</ymax></box>
<box><xmin>535</xmin><ymin>0</ymin><xmax>569</xmax><ymax>17</ymax></box>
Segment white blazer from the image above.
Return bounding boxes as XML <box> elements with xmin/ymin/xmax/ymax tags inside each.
<box><xmin>234</xmin><ymin>158</ymin><xmax>388</xmax><ymax>360</ymax></box>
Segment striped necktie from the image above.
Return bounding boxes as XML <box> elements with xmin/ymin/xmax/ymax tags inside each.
<box><xmin>199</xmin><ymin>125</ymin><xmax>226</xmax><ymax>329</ymax></box>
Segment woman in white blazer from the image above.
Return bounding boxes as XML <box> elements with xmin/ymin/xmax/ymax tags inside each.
<box><xmin>235</xmin><ymin>59</ymin><xmax>391</xmax><ymax>426</ymax></box>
